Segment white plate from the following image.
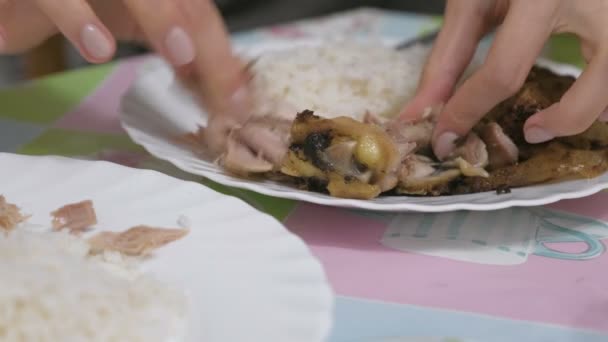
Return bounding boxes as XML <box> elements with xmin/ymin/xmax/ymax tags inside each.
<box><xmin>0</xmin><ymin>153</ymin><xmax>333</xmax><ymax>342</ymax></box>
<box><xmin>119</xmin><ymin>39</ymin><xmax>607</xmax><ymax>212</ymax></box>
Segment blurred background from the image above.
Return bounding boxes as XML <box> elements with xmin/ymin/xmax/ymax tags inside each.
<box><xmin>0</xmin><ymin>0</ymin><xmax>445</xmax><ymax>87</ymax></box>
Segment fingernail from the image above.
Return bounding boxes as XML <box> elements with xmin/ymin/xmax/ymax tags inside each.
<box><xmin>525</xmin><ymin>126</ymin><xmax>554</xmax><ymax>144</ymax></box>
<box><xmin>434</xmin><ymin>132</ymin><xmax>459</xmax><ymax>160</ymax></box>
<box><xmin>166</xmin><ymin>27</ymin><xmax>195</xmax><ymax>66</ymax></box>
<box><xmin>81</xmin><ymin>24</ymin><xmax>113</xmax><ymax>60</ymax></box>
<box><xmin>599</xmin><ymin>110</ymin><xmax>608</xmax><ymax>122</ymax></box>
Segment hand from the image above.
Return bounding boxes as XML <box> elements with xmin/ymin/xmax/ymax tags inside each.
<box><xmin>400</xmin><ymin>0</ymin><xmax>608</xmax><ymax>160</ymax></box>
<box><xmin>0</xmin><ymin>0</ymin><xmax>251</xmax><ymax>153</ymax></box>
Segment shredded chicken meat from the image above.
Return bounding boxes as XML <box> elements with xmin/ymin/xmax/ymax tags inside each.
<box><xmin>0</xmin><ymin>196</ymin><xmax>27</xmax><ymax>232</ymax></box>
<box><xmin>51</xmin><ymin>200</ymin><xmax>97</xmax><ymax>234</ymax></box>
<box><xmin>183</xmin><ymin>65</ymin><xmax>608</xmax><ymax>198</ymax></box>
<box><xmin>480</xmin><ymin>122</ymin><xmax>519</xmax><ymax>169</ymax></box>
<box><xmin>0</xmin><ymin>196</ymin><xmax>188</xmax><ymax>258</ymax></box>
<box><xmin>88</xmin><ymin>225</ymin><xmax>189</xmax><ymax>256</ymax></box>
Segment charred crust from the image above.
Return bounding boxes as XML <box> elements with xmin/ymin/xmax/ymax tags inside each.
<box><xmin>354</xmin><ymin>160</ymin><xmax>368</xmax><ymax>173</ymax></box>
<box><xmin>289</xmin><ymin>143</ymin><xmax>303</xmax><ymax>152</ymax></box>
<box><xmin>495</xmin><ymin>185</ymin><xmax>512</xmax><ymax>195</ymax></box>
<box><xmin>303</xmin><ymin>131</ymin><xmax>332</xmax><ymax>170</ymax></box>
<box><xmin>591</xmin><ymin>140</ymin><xmax>604</xmax><ymax>149</ymax></box>
<box><xmin>295</xmin><ymin>109</ymin><xmax>318</xmax><ymax>123</ymax></box>
<box><xmin>304</xmin><ymin>177</ymin><xmax>329</xmax><ymax>193</ymax></box>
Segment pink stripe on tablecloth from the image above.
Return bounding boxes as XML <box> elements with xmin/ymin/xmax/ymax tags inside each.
<box><xmin>54</xmin><ymin>55</ymin><xmax>150</xmax><ymax>134</ymax></box>
<box><xmin>547</xmin><ymin>192</ymin><xmax>608</xmax><ymax>220</ymax></box>
<box><xmin>286</xmin><ymin>194</ymin><xmax>608</xmax><ymax>333</ymax></box>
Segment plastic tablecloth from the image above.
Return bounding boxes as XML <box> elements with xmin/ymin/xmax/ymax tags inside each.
<box><xmin>0</xmin><ymin>8</ymin><xmax>605</xmax><ymax>342</ymax></box>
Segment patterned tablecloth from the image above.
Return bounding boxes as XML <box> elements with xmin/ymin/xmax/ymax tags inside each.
<box><xmin>0</xmin><ymin>8</ymin><xmax>605</xmax><ymax>342</ymax></box>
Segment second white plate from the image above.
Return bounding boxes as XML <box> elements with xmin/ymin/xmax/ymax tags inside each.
<box><xmin>0</xmin><ymin>153</ymin><xmax>333</xmax><ymax>341</ymax></box>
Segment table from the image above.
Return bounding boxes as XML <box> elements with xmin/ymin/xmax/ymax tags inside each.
<box><xmin>0</xmin><ymin>8</ymin><xmax>605</xmax><ymax>342</ymax></box>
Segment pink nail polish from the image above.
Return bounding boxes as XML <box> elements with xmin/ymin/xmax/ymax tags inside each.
<box><xmin>525</xmin><ymin>127</ymin><xmax>554</xmax><ymax>144</ymax></box>
<box><xmin>434</xmin><ymin>132</ymin><xmax>459</xmax><ymax>160</ymax></box>
<box><xmin>599</xmin><ymin>110</ymin><xmax>608</xmax><ymax>122</ymax></box>
<box><xmin>166</xmin><ymin>27</ymin><xmax>195</xmax><ymax>66</ymax></box>
<box><xmin>81</xmin><ymin>24</ymin><xmax>113</xmax><ymax>60</ymax></box>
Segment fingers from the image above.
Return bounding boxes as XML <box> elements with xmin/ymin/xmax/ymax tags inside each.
<box><xmin>34</xmin><ymin>0</ymin><xmax>116</xmax><ymax>62</ymax></box>
<box><xmin>87</xmin><ymin>1</ymin><xmax>147</xmax><ymax>43</ymax></box>
<box><xmin>0</xmin><ymin>1</ymin><xmax>57</xmax><ymax>54</ymax></box>
<box><xmin>399</xmin><ymin>0</ymin><xmax>491</xmax><ymax>121</ymax></box>
<box><xmin>524</xmin><ymin>50</ymin><xmax>608</xmax><ymax>142</ymax></box>
<box><xmin>178</xmin><ymin>0</ymin><xmax>250</xmax><ymax>120</ymax></box>
<box><xmin>124</xmin><ymin>0</ymin><xmax>250</xmax><ymax>122</ymax></box>
<box><xmin>432</xmin><ymin>1</ymin><xmax>554</xmax><ymax>159</ymax></box>
<box><xmin>122</xmin><ymin>0</ymin><xmax>195</xmax><ymax>67</ymax></box>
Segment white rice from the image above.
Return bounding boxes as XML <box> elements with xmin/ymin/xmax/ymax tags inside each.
<box><xmin>0</xmin><ymin>229</ymin><xmax>187</xmax><ymax>342</ymax></box>
<box><xmin>249</xmin><ymin>40</ymin><xmax>432</xmax><ymax>120</ymax></box>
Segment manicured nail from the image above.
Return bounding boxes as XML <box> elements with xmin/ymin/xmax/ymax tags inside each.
<box><xmin>525</xmin><ymin>126</ymin><xmax>554</xmax><ymax>144</ymax></box>
<box><xmin>81</xmin><ymin>24</ymin><xmax>113</xmax><ymax>60</ymax></box>
<box><xmin>599</xmin><ymin>110</ymin><xmax>608</xmax><ymax>122</ymax></box>
<box><xmin>165</xmin><ymin>27</ymin><xmax>195</xmax><ymax>66</ymax></box>
<box><xmin>434</xmin><ymin>132</ymin><xmax>459</xmax><ymax>160</ymax></box>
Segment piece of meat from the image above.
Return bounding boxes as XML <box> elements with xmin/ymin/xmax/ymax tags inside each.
<box><xmin>450</xmin><ymin>157</ymin><xmax>490</xmax><ymax>178</ymax></box>
<box><xmin>88</xmin><ymin>225</ymin><xmax>189</xmax><ymax>256</ymax></box>
<box><xmin>363</xmin><ymin>111</ymin><xmax>387</xmax><ymax>126</ymax></box>
<box><xmin>182</xmin><ymin>61</ymin><xmax>300</xmax><ymax>167</ymax></box>
<box><xmin>221</xmin><ymin>137</ymin><xmax>274</xmax><ymax>175</ymax></box>
<box><xmin>183</xmin><ymin>115</ymin><xmax>291</xmax><ymax>176</ymax></box>
<box><xmin>323</xmin><ymin>139</ymin><xmax>373</xmax><ymax>182</ymax></box>
<box><xmin>0</xmin><ymin>196</ymin><xmax>27</xmax><ymax>232</ymax></box>
<box><xmin>559</xmin><ymin>121</ymin><xmax>608</xmax><ymax>150</ymax></box>
<box><xmin>233</xmin><ymin>116</ymin><xmax>291</xmax><ymax>165</ymax></box>
<box><xmin>480</xmin><ymin>122</ymin><xmax>519</xmax><ymax>169</ymax></box>
<box><xmin>386</xmin><ymin>118</ymin><xmax>433</xmax><ymax>154</ymax></box>
<box><xmin>326</xmin><ymin>173</ymin><xmax>381</xmax><ymax>199</ymax></box>
<box><xmin>476</xmin><ymin>66</ymin><xmax>606</xmax><ymax>153</ymax></box>
<box><xmin>281</xmin><ymin>147</ymin><xmax>327</xmax><ymax>180</ymax></box>
<box><xmin>182</xmin><ymin>64</ymin><xmax>608</xmax><ymax>199</ymax></box>
<box><xmin>452</xmin><ymin>133</ymin><xmax>488</xmax><ymax>167</ymax></box>
<box><xmin>396</xmin><ymin>142</ymin><xmax>418</xmax><ymax>162</ymax></box>
<box><xmin>454</xmin><ymin>142</ymin><xmax>608</xmax><ymax>194</ymax></box>
<box><xmin>179</xmin><ymin>124</ymin><xmax>225</xmax><ymax>162</ymax></box>
<box><xmin>396</xmin><ymin>155</ymin><xmax>460</xmax><ymax>196</ymax></box>
<box><xmin>284</xmin><ymin>110</ymin><xmax>401</xmax><ymax>198</ymax></box>
<box><xmin>478</xmin><ymin>66</ymin><xmax>574</xmax><ymax>149</ymax></box>
<box><xmin>51</xmin><ymin>200</ymin><xmax>97</xmax><ymax>234</ymax></box>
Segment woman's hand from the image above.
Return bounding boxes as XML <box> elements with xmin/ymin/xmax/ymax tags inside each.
<box><xmin>0</xmin><ymin>0</ymin><xmax>251</xmax><ymax>133</ymax></box>
<box><xmin>400</xmin><ymin>0</ymin><xmax>608</xmax><ymax>160</ymax></box>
